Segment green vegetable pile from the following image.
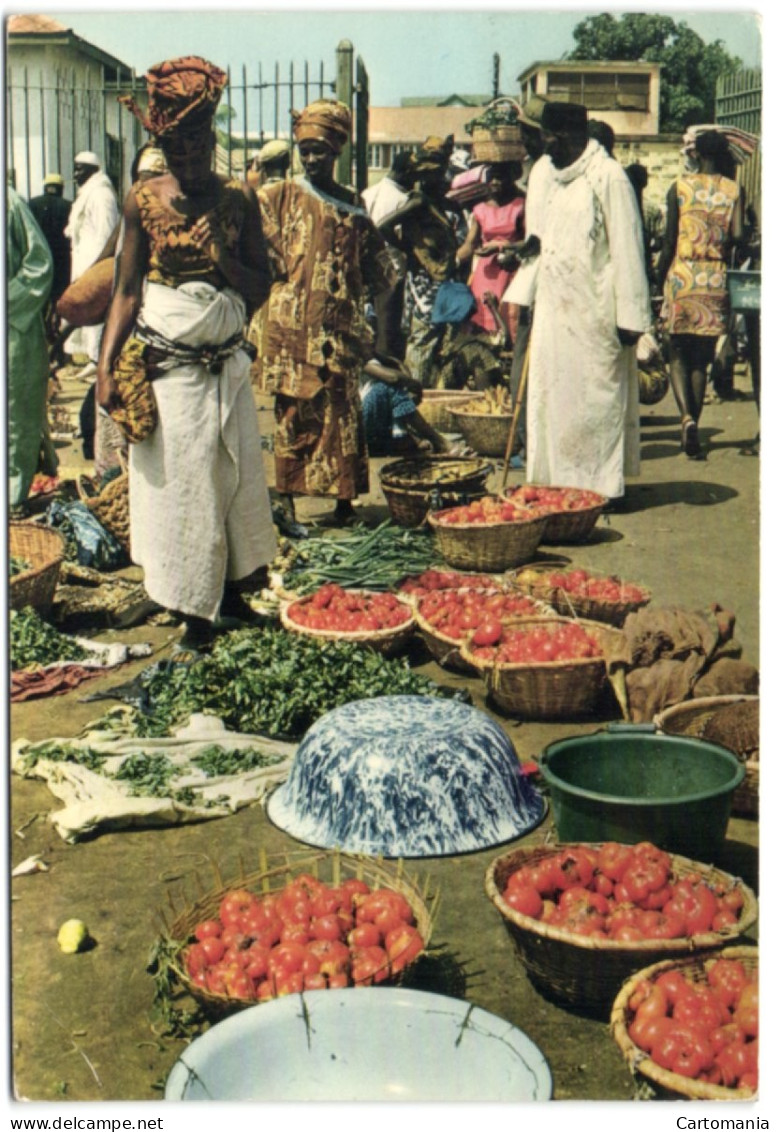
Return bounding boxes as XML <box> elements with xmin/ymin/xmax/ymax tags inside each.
<box><xmin>17</xmin><ymin>741</ymin><xmax>108</xmax><ymax>774</ymax></box>
<box><xmin>105</xmin><ymin>626</ymin><xmax>445</xmax><ymax>740</ymax></box>
<box><xmin>10</xmin><ymin>556</ymin><xmax>31</xmax><ymax>577</ymax></box>
<box><xmin>10</xmin><ymin>608</ymin><xmax>91</xmax><ymax>670</ymax></box>
<box><xmin>280</xmin><ymin>520</ymin><xmax>444</xmax><ymax>595</ymax></box>
<box><xmin>465</xmin><ymin>101</ymin><xmax>523</xmax><ymax>134</ymax></box>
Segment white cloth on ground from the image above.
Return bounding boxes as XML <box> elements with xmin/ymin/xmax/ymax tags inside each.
<box><xmin>129</xmin><ymin>280</ymin><xmax>277</xmax><ymax>621</ymax></box>
<box><xmin>65</xmin><ymin>170</ymin><xmax>119</xmax><ymax>360</ymax></box>
<box><xmin>525</xmin><ymin>140</ymin><xmax>650</xmax><ymax>500</ymax></box>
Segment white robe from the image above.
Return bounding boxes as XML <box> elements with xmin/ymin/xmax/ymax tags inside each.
<box><xmin>65</xmin><ymin>171</ymin><xmax>119</xmax><ymax>361</ymax></box>
<box><xmin>129</xmin><ymin>281</ymin><xmax>277</xmax><ymax>621</ymax></box>
<box><xmin>526</xmin><ymin>140</ymin><xmax>650</xmax><ymax>499</ymax></box>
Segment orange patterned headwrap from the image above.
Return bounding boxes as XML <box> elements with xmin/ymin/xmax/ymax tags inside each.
<box><xmin>120</xmin><ymin>56</ymin><xmax>227</xmax><ymax>139</ymax></box>
<box><xmin>291</xmin><ymin>99</ymin><xmax>351</xmax><ymax>153</ymax></box>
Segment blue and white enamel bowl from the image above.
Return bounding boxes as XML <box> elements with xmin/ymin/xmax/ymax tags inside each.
<box><xmin>266</xmin><ymin>695</ymin><xmax>545</xmax><ymax>857</ymax></box>
<box><xmin>165</xmin><ymin>987</ymin><xmax>553</xmax><ymax>1101</ymax></box>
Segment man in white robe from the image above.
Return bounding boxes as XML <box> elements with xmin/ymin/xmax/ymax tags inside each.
<box><xmin>64</xmin><ymin>151</ymin><xmax>119</xmax><ymax>378</ymax></box>
<box><xmin>525</xmin><ymin>102</ymin><xmax>650</xmax><ymax>501</ymax></box>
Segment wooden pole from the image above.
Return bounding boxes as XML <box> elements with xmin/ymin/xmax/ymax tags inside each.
<box><xmin>500</xmin><ymin>331</ymin><xmax>530</xmax><ymax>493</ymax></box>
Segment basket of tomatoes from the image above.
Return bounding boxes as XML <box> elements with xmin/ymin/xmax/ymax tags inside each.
<box><xmin>160</xmin><ymin>848</ymin><xmax>439</xmax><ymax>1019</ymax></box>
<box><xmin>509</xmin><ymin>565</ymin><xmax>651</xmax><ymax>627</ymax></box>
<box><xmin>428</xmin><ymin>496</ymin><xmax>549</xmax><ymax>573</ymax></box>
<box><xmin>413</xmin><ymin>588</ymin><xmax>553</xmax><ymax>674</ymax></box>
<box><xmin>461</xmin><ymin>616</ymin><xmax>619</xmax><ymax>719</ymax></box>
<box><xmin>484</xmin><ymin>841</ymin><xmax>757</xmax><ymax>1016</ymax></box>
<box><xmin>395</xmin><ymin>569</ymin><xmax>503</xmax><ymax>602</ymax></box>
<box><xmin>610</xmin><ymin>946</ymin><xmax>758</xmax><ymax>1099</ymax></box>
<box><xmin>501</xmin><ymin>485</ymin><xmax>607</xmax><ymax>544</ymax></box>
<box><xmin>280</xmin><ymin>584</ymin><xmax>415</xmax><ymax>656</ymax></box>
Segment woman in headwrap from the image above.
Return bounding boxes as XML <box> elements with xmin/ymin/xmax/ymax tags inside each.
<box><xmin>657</xmin><ymin>128</ymin><xmax>742</xmax><ymax>459</ymax></box>
<box><xmin>97</xmin><ymin>56</ymin><xmax>277</xmax><ymax>652</ymax></box>
<box><xmin>256</xmin><ymin>99</ymin><xmax>399</xmax><ymax>527</ymax></box>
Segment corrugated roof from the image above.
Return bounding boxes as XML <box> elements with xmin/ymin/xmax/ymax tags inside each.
<box><xmin>7</xmin><ymin>14</ymin><xmax>68</xmax><ymax>33</ymax></box>
<box><xmin>369</xmin><ymin>105</ymin><xmax>484</xmax><ymax>145</ymax></box>
<box><xmin>401</xmin><ymin>94</ymin><xmax>492</xmax><ymax>107</ymax></box>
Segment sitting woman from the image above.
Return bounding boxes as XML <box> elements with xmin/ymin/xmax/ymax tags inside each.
<box><xmin>97</xmin><ymin>56</ymin><xmax>277</xmax><ymax>652</ymax></box>
<box><xmin>360</xmin><ymin>357</ymin><xmax>452</xmax><ymax>457</ymax></box>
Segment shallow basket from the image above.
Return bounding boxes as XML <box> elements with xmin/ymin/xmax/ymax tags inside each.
<box><xmin>379</xmin><ymin>454</ymin><xmax>494</xmax><ymax>493</ymax></box>
<box><xmin>610</xmin><ymin>945</ymin><xmax>758</xmax><ymax>1099</ymax></box>
<box><xmin>450</xmin><ymin>410</ymin><xmax>520</xmax><ymax>459</ymax></box>
<box><xmin>502</xmin><ymin>486</ymin><xmax>607</xmax><ymax>544</ymax></box>
<box><xmin>381</xmin><ymin>482</ymin><xmax>488</xmax><ymax>529</ymax></box>
<box><xmin>485</xmin><ymin>843</ymin><xmax>757</xmax><ymax>1016</ymax></box>
<box><xmin>9</xmin><ymin>522</ymin><xmax>66</xmax><ymax>614</ymax></box>
<box><xmin>462</xmin><ymin>616</ymin><xmax>618</xmax><ymax>719</ymax></box>
<box><xmin>654</xmin><ymin>696</ymin><xmax>758</xmax><ymax>819</ymax></box>
<box><xmin>280</xmin><ymin>591</ymin><xmax>415</xmax><ymax>657</ymax></box>
<box><xmin>77</xmin><ymin>469</ymin><xmax>130</xmax><ymax>554</ymax></box>
<box><xmin>417</xmin><ymin>389</ymin><xmax>478</xmax><ymax>431</ymax></box>
<box><xmin>412</xmin><ymin>592</ymin><xmax>555</xmax><ymax>674</ymax></box>
<box><xmin>508</xmin><ymin>565</ymin><xmax>652</xmax><ymax>628</ymax></box>
<box><xmin>158</xmin><ymin>848</ymin><xmax>439</xmax><ymax>1020</ymax></box>
<box><xmin>428</xmin><ymin>507</ymin><xmax>547</xmax><ymax>573</ymax></box>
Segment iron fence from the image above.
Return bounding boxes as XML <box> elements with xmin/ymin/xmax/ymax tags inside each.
<box><xmin>715</xmin><ymin>67</ymin><xmax>762</xmax><ymax>223</ymax></box>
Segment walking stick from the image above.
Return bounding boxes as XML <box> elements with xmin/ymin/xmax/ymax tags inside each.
<box><xmin>500</xmin><ymin>330</ymin><xmax>531</xmax><ymax>493</ymax></box>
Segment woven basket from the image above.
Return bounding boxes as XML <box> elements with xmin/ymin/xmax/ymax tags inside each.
<box><xmin>157</xmin><ymin>848</ymin><xmax>439</xmax><ymax>1019</ymax></box>
<box><xmin>78</xmin><ymin>468</ymin><xmax>130</xmax><ymax>554</ymax></box>
<box><xmin>654</xmin><ymin>696</ymin><xmax>759</xmax><ymax>819</ymax></box>
<box><xmin>9</xmin><ymin>522</ymin><xmax>66</xmax><ymax>613</ymax></box>
<box><xmin>418</xmin><ymin>390</ymin><xmax>478</xmax><ymax>431</ymax></box>
<box><xmin>508</xmin><ymin>565</ymin><xmax>652</xmax><ymax>628</ymax></box>
<box><xmin>610</xmin><ymin>946</ymin><xmax>758</xmax><ymax>1099</ymax></box>
<box><xmin>450</xmin><ymin>410</ymin><xmax>520</xmax><ymax>458</ymax></box>
<box><xmin>379</xmin><ymin>454</ymin><xmax>493</xmax><ymax>493</ymax></box>
<box><xmin>280</xmin><ymin>592</ymin><xmax>415</xmax><ymax>657</ymax></box>
<box><xmin>471</xmin><ymin>127</ymin><xmax>525</xmax><ymax>164</ymax></box>
<box><xmin>485</xmin><ymin>843</ymin><xmax>757</xmax><ymax>1016</ymax></box>
<box><xmin>502</xmin><ymin>486</ymin><xmax>607</xmax><ymax>544</ymax></box>
<box><xmin>462</xmin><ymin>616</ymin><xmax>617</xmax><ymax>719</ymax></box>
<box><xmin>428</xmin><ymin>508</ymin><xmax>547</xmax><ymax>572</ymax></box>
<box><xmin>381</xmin><ymin>482</ymin><xmax>489</xmax><ymax>529</ymax></box>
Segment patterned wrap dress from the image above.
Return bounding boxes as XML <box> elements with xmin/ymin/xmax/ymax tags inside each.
<box><xmin>467</xmin><ymin>197</ymin><xmax>525</xmax><ymax>333</ymax></box>
<box><xmin>256</xmin><ymin>175</ymin><xmax>397</xmax><ymax>500</ymax></box>
<box><xmin>663</xmin><ymin>173</ymin><xmax>739</xmax><ymax>337</ymax></box>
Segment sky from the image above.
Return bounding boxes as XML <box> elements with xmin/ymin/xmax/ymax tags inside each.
<box><xmin>14</xmin><ymin>4</ymin><xmax>765</xmax><ymax>107</ymax></box>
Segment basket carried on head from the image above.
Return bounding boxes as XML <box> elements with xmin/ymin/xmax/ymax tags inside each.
<box><xmin>9</xmin><ymin>522</ymin><xmax>66</xmax><ymax>613</ymax></box>
<box><xmin>461</xmin><ymin>615</ymin><xmax>618</xmax><ymax>719</ymax></box>
<box><xmin>77</xmin><ymin>464</ymin><xmax>130</xmax><ymax>554</ymax></box>
<box><xmin>280</xmin><ymin>591</ymin><xmax>415</xmax><ymax>657</ymax></box>
<box><xmin>157</xmin><ymin>848</ymin><xmax>439</xmax><ymax>1019</ymax></box>
<box><xmin>450</xmin><ymin>409</ymin><xmax>520</xmax><ymax>458</ymax></box>
<box><xmin>468</xmin><ymin>97</ymin><xmax>527</xmax><ymax>163</ymax></box>
<box><xmin>428</xmin><ymin>507</ymin><xmax>547</xmax><ymax>572</ymax></box>
<box><xmin>379</xmin><ymin>454</ymin><xmax>494</xmax><ymax>528</ymax></box>
<box><xmin>654</xmin><ymin>695</ymin><xmax>759</xmax><ymax>819</ymax></box>
<box><xmin>485</xmin><ymin>843</ymin><xmax>757</xmax><ymax>1016</ymax></box>
<box><xmin>610</xmin><ymin>945</ymin><xmax>758</xmax><ymax>1099</ymax></box>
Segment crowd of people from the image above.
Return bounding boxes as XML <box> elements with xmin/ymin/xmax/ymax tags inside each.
<box><xmin>8</xmin><ymin>54</ymin><xmax>758</xmax><ymax>651</ymax></box>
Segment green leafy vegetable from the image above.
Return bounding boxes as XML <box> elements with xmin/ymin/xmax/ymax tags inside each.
<box><xmin>10</xmin><ymin>608</ymin><xmax>91</xmax><ymax>670</ymax></box>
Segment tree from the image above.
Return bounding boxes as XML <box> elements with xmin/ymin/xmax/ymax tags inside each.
<box><xmin>567</xmin><ymin>13</ymin><xmax>742</xmax><ymax>132</ymax></box>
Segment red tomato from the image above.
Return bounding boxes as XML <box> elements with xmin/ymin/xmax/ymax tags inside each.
<box><xmin>733</xmin><ymin>982</ymin><xmax>759</xmax><ymax>1039</ymax></box>
<box><xmin>219</xmin><ymin>888</ymin><xmax>257</xmax><ymax>927</ymax></box>
<box><xmin>350</xmin><ymin>945</ymin><xmax>392</xmax><ymax>986</ymax></box>
<box><xmin>707</xmin><ymin>958</ymin><xmax>749</xmax><ymax>1010</ymax></box>
<box><xmin>384</xmin><ymin>924</ymin><xmax>425</xmax><ymax>974</ymax></box>
<box><xmin>348</xmin><ymin>922</ymin><xmax>382</xmax><ymax>949</ymax></box>
<box><xmin>267</xmin><ymin>942</ymin><xmax>309</xmax><ymax>977</ymax></box>
<box><xmin>654</xmin><ymin>970</ymin><xmax>694</xmax><ymax>1007</ymax></box>
<box><xmin>279</xmin><ymin>922</ymin><xmax>311</xmax><ymax>947</ymax></box>
<box><xmin>199</xmin><ymin>936</ymin><xmax>226</xmax><ymax>965</ymax></box>
<box><xmin>471</xmin><ymin>620</ymin><xmax>503</xmax><ymax>647</ymax></box>
<box><xmin>598</xmin><ymin>842</ymin><xmax>634</xmax><ymax>882</ymax></box>
<box><xmin>651</xmin><ymin>1024</ymin><xmax>715</xmax><ymax>1078</ymax></box>
<box><xmin>309</xmin><ymin>914</ymin><xmax>345</xmax><ymax>942</ymax></box>
<box><xmin>504</xmin><ymin>885</ymin><xmax>544</xmax><ymax>919</ymax></box>
<box><xmin>194</xmin><ymin>919</ymin><xmax>222</xmax><ymax>941</ymax></box>
<box><xmin>185</xmin><ymin>943</ymin><xmax>209</xmax><ymax>977</ymax></box>
<box><xmin>629</xmin><ymin>1014</ymin><xmax>674</xmax><ymax>1055</ymax></box>
<box><xmin>306</xmin><ymin>939</ymin><xmax>351</xmax><ymax>977</ymax></box>
<box><xmin>715</xmin><ymin>1038</ymin><xmax>758</xmax><ymax>1087</ymax></box>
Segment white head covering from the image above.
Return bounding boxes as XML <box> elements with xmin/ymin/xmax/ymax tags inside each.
<box><xmin>74</xmin><ymin>150</ymin><xmax>100</xmax><ymax>167</ymax></box>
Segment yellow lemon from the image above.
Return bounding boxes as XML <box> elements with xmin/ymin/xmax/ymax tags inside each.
<box><xmin>57</xmin><ymin>919</ymin><xmax>90</xmax><ymax>954</ymax></box>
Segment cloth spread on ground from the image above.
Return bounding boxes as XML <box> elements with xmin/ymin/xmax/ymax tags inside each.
<box><xmin>11</xmin><ymin>713</ymin><xmax>296</xmax><ymax>842</ymax></box>
<box><xmin>525</xmin><ymin>140</ymin><xmax>650</xmax><ymax>498</ymax></box>
<box><xmin>607</xmin><ymin>604</ymin><xmax>758</xmax><ymax>722</ymax></box>
<box><xmin>128</xmin><ymin>280</ymin><xmax>277</xmax><ymax>621</ymax></box>
<box><xmin>11</xmin><ymin>639</ymin><xmax>154</xmax><ymax>702</ymax></box>
<box><xmin>46</xmin><ymin>499</ymin><xmax>127</xmax><ymax>570</ymax></box>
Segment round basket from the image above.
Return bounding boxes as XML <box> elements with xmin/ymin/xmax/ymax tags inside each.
<box><xmin>158</xmin><ymin>848</ymin><xmax>439</xmax><ymax>1019</ymax></box>
<box><xmin>654</xmin><ymin>696</ymin><xmax>758</xmax><ymax>819</ymax></box>
<box><xmin>450</xmin><ymin>410</ymin><xmax>520</xmax><ymax>458</ymax></box>
<box><xmin>417</xmin><ymin>390</ymin><xmax>478</xmax><ymax>431</ymax></box>
<box><xmin>502</xmin><ymin>486</ymin><xmax>607</xmax><ymax>544</ymax></box>
<box><xmin>610</xmin><ymin>945</ymin><xmax>758</xmax><ymax>1099</ymax></box>
<box><xmin>507</xmin><ymin>565</ymin><xmax>651</xmax><ymax>627</ymax></box>
<box><xmin>77</xmin><ymin>469</ymin><xmax>130</xmax><ymax>554</ymax></box>
<box><xmin>485</xmin><ymin>843</ymin><xmax>757</xmax><ymax>1015</ymax></box>
<box><xmin>471</xmin><ymin>127</ymin><xmax>526</xmax><ymax>164</ymax></box>
<box><xmin>428</xmin><ymin>508</ymin><xmax>547</xmax><ymax>572</ymax></box>
<box><xmin>381</xmin><ymin>482</ymin><xmax>489</xmax><ymax>529</ymax></box>
<box><xmin>280</xmin><ymin>591</ymin><xmax>415</xmax><ymax>657</ymax></box>
<box><xmin>462</xmin><ymin>616</ymin><xmax>618</xmax><ymax>719</ymax></box>
<box><xmin>379</xmin><ymin>454</ymin><xmax>494</xmax><ymax>493</ymax></box>
<box><xmin>9</xmin><ymin>522</ymin><xmax>66</xmax><ymax>614</ymax></box>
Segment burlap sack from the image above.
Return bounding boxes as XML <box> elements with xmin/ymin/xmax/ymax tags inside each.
<box><xmin>56</xmin><ymin>258</ymin><xmax>115</xmax><ymax>327</ymax></box>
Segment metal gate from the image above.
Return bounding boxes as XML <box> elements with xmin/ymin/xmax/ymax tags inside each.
<box><xmin>715</xmin><ymin>67</ymin><xmax>761</xmax><ymax>222</ymax></box>
<box><xmin>5</xmin><ymin>41</ymin><xmax>369</xmax><ymax>200</ymax></box>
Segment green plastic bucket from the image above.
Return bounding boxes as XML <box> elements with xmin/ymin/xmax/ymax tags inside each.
<box><xmin>538</xmin><ymin>724</ymin><xmax>745</xmax><ymax>860</ymax></box>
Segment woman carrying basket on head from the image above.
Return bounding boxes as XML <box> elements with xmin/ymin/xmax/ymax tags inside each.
<box><xmin>97</xmin><ymin>56</ymin><xmax>277</xmax><ymax>652</ymax></box>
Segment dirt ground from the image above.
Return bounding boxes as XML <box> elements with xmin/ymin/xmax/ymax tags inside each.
<box><xmin>9</xmin><ymin>367</ymin><xmax>760</xmax><ymax>1103</ymax></box>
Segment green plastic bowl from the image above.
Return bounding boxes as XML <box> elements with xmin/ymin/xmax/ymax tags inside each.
<box><xmin>539</xmin><ymin>724</ymin><xmax>745</xmax><ymax>860</ymax></box>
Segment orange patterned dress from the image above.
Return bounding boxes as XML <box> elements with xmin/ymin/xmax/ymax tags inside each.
<box><xmin>663</xmin><ymin>173</ymin><xmax>739</xmax><ymax>336</ymax></box>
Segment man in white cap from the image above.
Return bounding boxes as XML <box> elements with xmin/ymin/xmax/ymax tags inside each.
<box><xmin>253</xmin><ymin>138</ymin><xmax>291</xmax><ymax>187</ymax></box>
<box><xmin>64</xmin><ymin>151</ymin><xmax>119</xmax><ymax>378</ymax></box>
